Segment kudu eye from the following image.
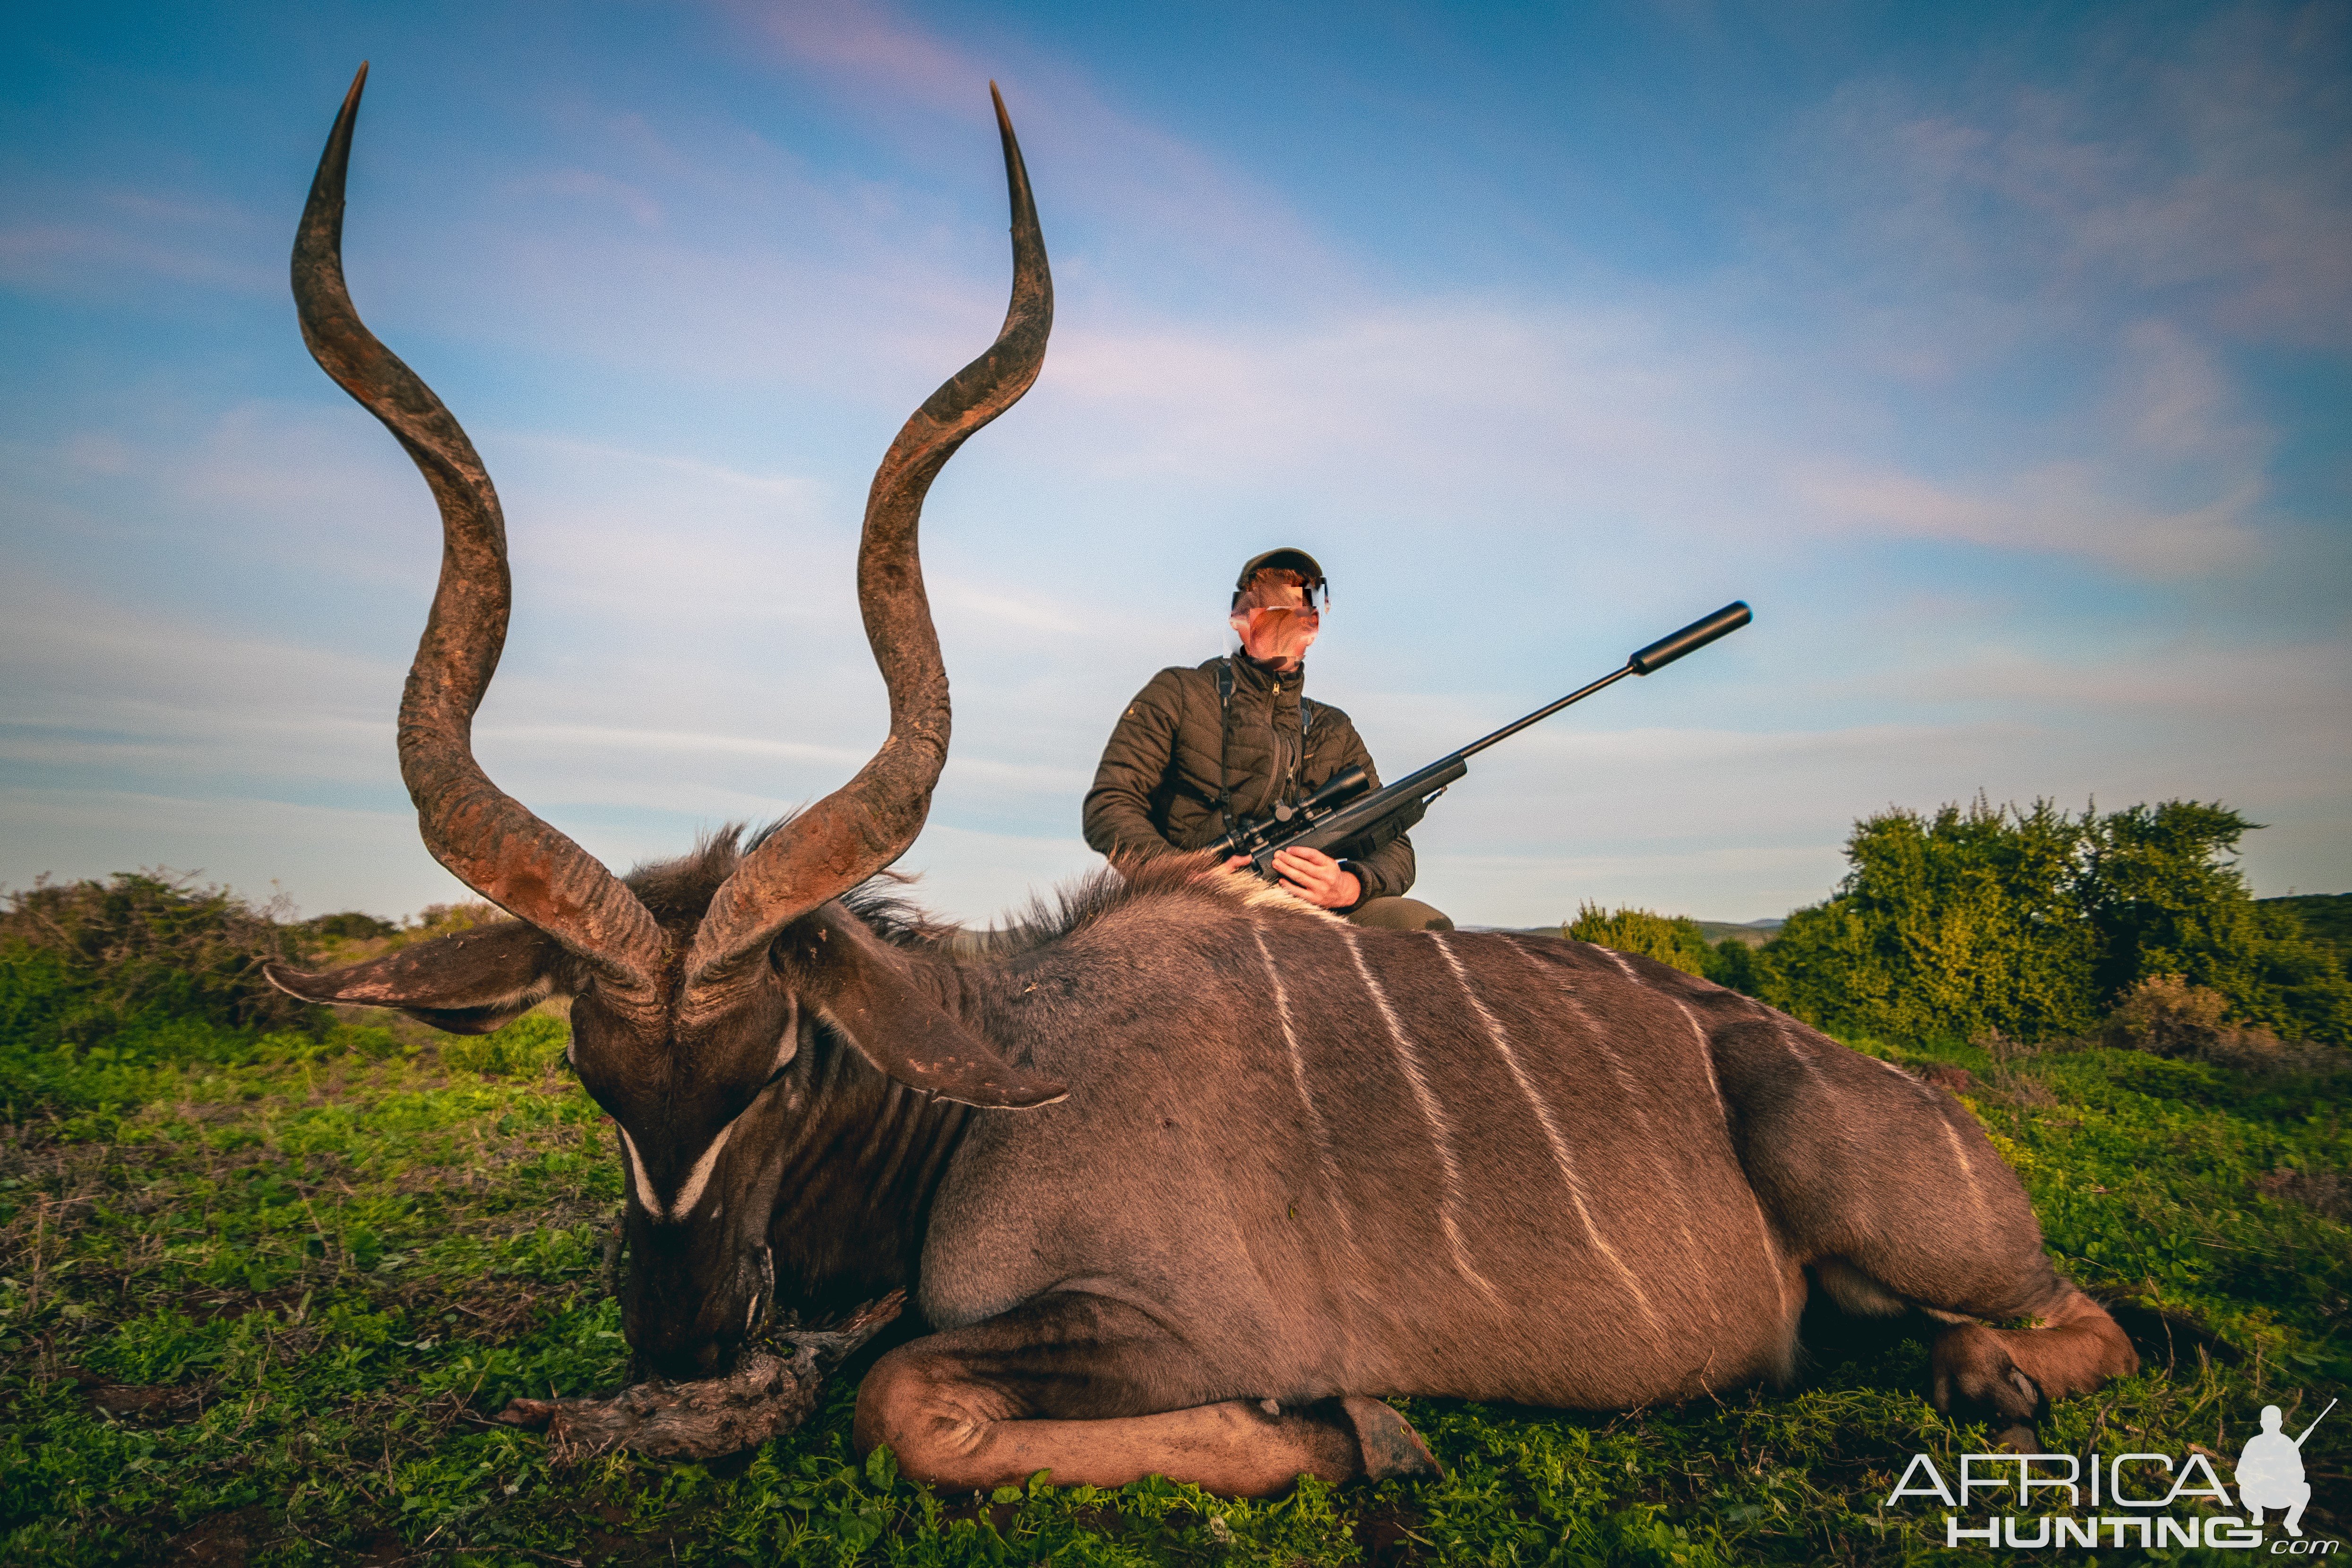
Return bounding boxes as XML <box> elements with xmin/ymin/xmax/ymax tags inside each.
<box><xmin>758</xmin><ymin>1031</ymin><xmax>798</xmax><ymax>1093</ymax></box>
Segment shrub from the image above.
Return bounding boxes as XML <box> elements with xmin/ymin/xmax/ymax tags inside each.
<box><xmin>0</xmin><ymin>870</ymin><xmax>319</xmax><ymax>1047</ymax></box>
<box><xmin>304</xmin><ymin>910</ymin><xmax>397</xmax><ymax>943</ymax></box>
<box><xmin>2103</xmin><ymin>974</ymin><xmax>2344</xmax><ymax>1078</ymax></box>
<box><xmin>2083</xmin><ymin>803</ymin><xmax>2352</xmax><ymax>1039</ymax></box>
<box><xmin>1757</xmin><ymin>799</ymin><xmax>2099</xmax><ymax>1044</ymax></box>
<box><xmin>1703</xmin><ymin>935</ymin><xmax>1760</xmax><ymax>993</ymax></box>
<box><xmin>305</xmin><ymin>900</ymin><xmax>503</xmax><ymax>967</ymax></box>
<box><xmin>1563</xmin><ymin>904</ymin><xmax>1759</xmax><ymax>992</ymax></box>
<box><xmin>1563</xmin><ymin>904</ymin><xmax>1713</xmax><ymax>976</ymax></box>
<box><xmin>1756</xmin><ymin>797</ymin><xmax>2352</xmax><ymax>1045</ymax></box>
<box><xmin>2106</xmin><ymin>972</ymin><xmax>2234</xmax><ymax>1057</ymax></box>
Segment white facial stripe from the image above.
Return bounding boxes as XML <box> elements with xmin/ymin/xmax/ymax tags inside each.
<box><xmin>617</xmin><ymin>1038</ymin><xmax>791</xmax><ymax>1223</ymax></box>
<box><xmin>665</xmin><ymin>1116</ymin><xmax>737</xmax><ymax>1222</ymax></box>
<box><xmin>618</xmin><ymin>1125</ymin><xmax>660</xmax><ymax>1217</ymax></box>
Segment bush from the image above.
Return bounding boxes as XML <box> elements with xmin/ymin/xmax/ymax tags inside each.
<box><xmin>1703</xmin><ymin>935</ymin><xmax>1761</xmax><ymax>993</ymax></box>
<box><xmin>305</xmin><ymin>900</ymin><xmax>503</xmax><ymax>967</ymax></box>
<box><xmin>2103</xmin><ymin>974</ymin><xmax>2345</xmax><ymax>1078</ymax></box>
<box><xmin>1563</xmin><ymin>904</ymin><xmax>1760</xmax><ymax>991</ymax></box>
<box><xmin>1758</xmin><ymin>799</ymin><xmax>2099</xmax><ymax>1044</ymax></box>
<box><xmin>1563</xmin><ymin>903</ymin><xmax>1714</xmax><ymax>975</ymax></box>
<box><xmin>1756</xmin><ymin>797</ymin><xmax>2352</xmax><ymax>1046</ymax></box>
<box><xmin>0</xmin><ymin>871</ymin><xmax>320</xmax><ymax>1049</ymax></box>
<box><xmin>304</xmin><ymin>910</ymin><xmax>397</xmax><ymax>943</ymax></box>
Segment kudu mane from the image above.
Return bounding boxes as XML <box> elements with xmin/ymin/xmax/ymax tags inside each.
<box><xmin>621</xmin><ymin>825</ymin><xmax>1325</xmax><ymax>968</ymax></box>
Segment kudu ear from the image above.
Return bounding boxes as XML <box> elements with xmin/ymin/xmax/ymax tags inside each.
<box><xmin>263</xmin><ymin>921</ymin><xmax>567</xmax><ymax>1035</ymax></box>
<box><xmin>782</xmin><ymin>908</ymin><xmax>1067</xmax><ymax>1111</ymax></box>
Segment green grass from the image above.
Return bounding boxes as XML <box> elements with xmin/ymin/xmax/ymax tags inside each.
<box><xmin>1</xmin><ymin>1018</ymin><xmax>2344</xmax><ymax>1565</ymax></box>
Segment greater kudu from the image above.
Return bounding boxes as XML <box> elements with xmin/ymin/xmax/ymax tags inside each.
<box><xmin>266</xmin><ymin>69</ymin><xmax>2137</xmax><ymax>1496</ymax></box>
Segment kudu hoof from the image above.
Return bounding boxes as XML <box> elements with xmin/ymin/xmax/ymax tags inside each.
<box><xmin>1339</xmin><ymin>1395</ymin><xmax>1443</xmax><ymax>1482</ymax></box>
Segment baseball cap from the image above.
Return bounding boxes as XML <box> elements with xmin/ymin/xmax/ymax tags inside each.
<box><xmin>1232</xmin><ymin>547</ymin><xmax>1327</xmax><ymax>608</ymax></box>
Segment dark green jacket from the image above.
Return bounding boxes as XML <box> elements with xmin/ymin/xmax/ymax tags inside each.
<box><xmin>1081</xmin><ymin>655</ymin><xmax>1416</xmax><ymax>905</ymax></box>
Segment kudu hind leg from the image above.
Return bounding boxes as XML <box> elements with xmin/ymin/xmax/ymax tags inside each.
<box><xmin>853</xmin><ymin>1293</ymin><xmax>1438</xmax><ymax>1497</ymax></box>
<box><xmin>1812</xmin><ymin>1236</ymin><xmax>2136</xmax><ymax>1430</ymax></box>
<box><xmin>1930</xmin><ymin>1287</ymin><xmax>2137</xmax><ymax>1438</ymax></box>
<box><xmin>1727</xmin><ymin>1037</ymin><xmax>2137</xmax><ymax>1429</ymax></box>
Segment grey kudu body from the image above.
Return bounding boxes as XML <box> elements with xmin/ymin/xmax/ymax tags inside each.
<box><xmin>267</xmin><ymin>69</ymin><xmax>2136</xmax><ymax>1495</ymax></box>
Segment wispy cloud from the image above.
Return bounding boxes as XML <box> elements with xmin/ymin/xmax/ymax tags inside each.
<box><xmin>1789</xmin><ymin>458</ymin><xmax>2260</xmax><ymax>576</ymax></box>
<box><xmin>725</xmin><ymin>0</ymin><xmax>1350</xmax><ymax>306</ymax></box>
<box><xmin>1777</xmin><ymin>6</ymin><xmax>2352</xmax><ymax>353</ymax></box>
<box><xmin>0</xmin><ymin>183</ymin><xmax>274</xmax><ymax>299</ymax></box>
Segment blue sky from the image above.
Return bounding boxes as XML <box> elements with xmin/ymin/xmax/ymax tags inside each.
<box><xmin>3</xmin><ymin>0</ymin><xmax>2346</xmax><ymax>926</ymax></box>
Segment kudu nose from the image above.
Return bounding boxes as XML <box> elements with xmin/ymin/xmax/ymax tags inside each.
<box><xmin>631</xmin><ymin>1324</ymin><xmax>735</xmax><ymax>1383</ymax></box>
<box><xmin>624</xmin><ymin>1244</ymin><xmax>772</xmax><ymax>1382</ymax></box>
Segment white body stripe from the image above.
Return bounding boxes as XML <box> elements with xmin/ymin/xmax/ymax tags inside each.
<box><xmin>1504</xmin><ymin>938</ymin><xmax>1654</xmax><ymax>1131</ymax></box>
<box><xmin>1503</xmin><ymin>936</ymin><xmax>1725</xmax><ymax>1330</ymax></box>
<box><xmin>1869</xmin><ymin>1052</ymin><xmax>1932</xmax><ymax>1093</ymax></box>
<box><xmin>1341</xmin><ymin>928</ymin><xmax>1501</xmax><ymax>1304</ymax></box>
<box><xmin>1774</xmin><ymin>1019</ymin><xmax>1829</xmax><ymax>1083</ymax></box>
<box><xmin>1936</xmin><ymin>1108</ymin><xmax>1988</xmax><ymax>1219</ymax></box>
<box><xmin>1433</xmin><ymin>934</ymin><xmax>1663</xmax><ymax>1337</ymax></box>
<box><xmin>1253</xmin><ymin>924</ymin><xmax>1355</xmax><ymax>1247</ymax></box>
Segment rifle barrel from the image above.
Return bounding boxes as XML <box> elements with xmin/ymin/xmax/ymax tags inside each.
<box><xmin>1456</xmin><ymin>601</ymin><xmax>1750</xmax><ymax>763</ymax></box>
<box><xmin>1456</xmin><ymin>665</ymin><xmax>1635</xmax><ymax>762</ymax></box>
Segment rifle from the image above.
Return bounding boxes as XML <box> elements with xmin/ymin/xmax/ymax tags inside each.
<box><xmin>1212</xmin><ymin>601</ymin><xmax>1753</xmax><ymax>881</ymax></box>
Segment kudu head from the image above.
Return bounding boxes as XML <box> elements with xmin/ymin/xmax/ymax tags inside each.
<box><xmin>264</xmin><ymin>67</ymin><xmax>1063</xmax><ymax>1378</ymax></box>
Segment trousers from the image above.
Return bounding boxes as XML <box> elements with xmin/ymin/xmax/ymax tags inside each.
<box><xmin>1345</xmin><ymin>897</ymin><xmax>1454</xmax><ymax>932</ymax></box>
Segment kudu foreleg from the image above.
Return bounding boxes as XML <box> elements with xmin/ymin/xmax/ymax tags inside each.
<box><xmin>853</xmin><ymin>1293</ymin><xmax>1438</xmax><ymax>1497</ymax></box>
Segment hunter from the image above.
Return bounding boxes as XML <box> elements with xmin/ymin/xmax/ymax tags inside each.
<box><xmin>1083</xmin><ymin>548</ymin><xmax>1453</xmax><ymax>931</ymax></box>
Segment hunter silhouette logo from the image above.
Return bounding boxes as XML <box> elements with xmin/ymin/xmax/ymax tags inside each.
<box><xmin>2241</xmin><ymin>1399</ymin><xmax>2333</xmax><ymax>1539</ymax></box>
<box><xmin>1885</xmin><ymin>1395</ymin><xmax>2337</xmax><ymax>1551</ymax></box>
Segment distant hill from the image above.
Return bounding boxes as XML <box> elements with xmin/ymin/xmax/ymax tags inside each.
<box><xmin>2261</xmin><ymin>892</ymin><xmax>2352</xmax><ymax>962</ymax></box>
<box><xmin>1696</xmin><ymin>918</ymin><xmax>1783</xmax><ymax>949</ymax></box>
<box><xmin>1468</xmin><ymin>917</ymin><xmax>1784</xmax><ymax>948</ymax></box>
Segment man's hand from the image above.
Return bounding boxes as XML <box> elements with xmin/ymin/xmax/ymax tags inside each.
<box><xmin>1267</xmin><ymin>846</ymin><xmax>1361</xmax><ymax>910</ymax></box>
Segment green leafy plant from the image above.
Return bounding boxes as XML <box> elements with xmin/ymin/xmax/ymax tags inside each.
<box><xmin>0</xmin><ymin>870</ymin><xmax>319</xmax><ymax>1046</ymax></box>
<box><xmin>439</xmin><ymin>1013</ymin><xmax>571</xmax><ymax>1078</ymax></box>
<box><xmin>1563</xmin><ymin>904</ymin><xmax>1714</xmax><ymax>974</ymax></box>
<box><xmin>1758</xmin><ymin>797</ymin><xmax>2352</xmax><ymax>1046</ymax></box>
<box><xmin>1563</xmin><ymin>903</ymin><xmax>1763</xmax><ymax>994</ymax></box>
